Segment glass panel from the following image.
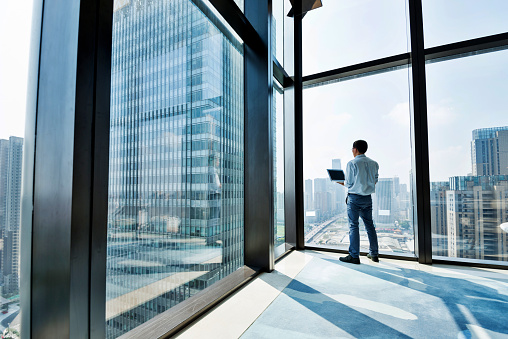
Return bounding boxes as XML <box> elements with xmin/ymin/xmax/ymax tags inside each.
<box><xmin>303</xmin><ymin>69</ymin><xmax>415</xmax><ymax>256</ymax></box>
<box><xmin>272</xmin><ymin>0</ymin><xmax>284</xmax><ymax>65</ymax></box>
<box><xmin>302</xmin><ymin>0</ymin><xmax>409</xmax><ymax>76</ymax></box>
<box><xmin>273</xmin><ymin>80</ymin><xmax>285</xmax><ymax>254</ymax></box>
<box><xmin>422</xmin><ymin>0</ymin><xmax>508</xmax><ymax>48</ymax></box>
<box><xmin>0</xmin><ymin>1</ymin><xmax>30</xmax><ymax>335</ymax></box>
<box><xmin>428</xmin><ymin>50</ymin><xmax>508</xmax><ymax>262</ymax></box>
<box><xmin>106</xmin><ymin>0</ymin><xmax>244</xmax><ymax>337</ymax></box>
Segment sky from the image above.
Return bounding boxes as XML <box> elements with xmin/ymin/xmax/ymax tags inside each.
<box><xmin>0</xmin><ymin>0</ymin><xmax>33</xmax><ymax>140</ymax></box>
<box><xmin>301</xmin><ymin>0</ymin><xmax>508</xmax><ymax>185</ymax></box>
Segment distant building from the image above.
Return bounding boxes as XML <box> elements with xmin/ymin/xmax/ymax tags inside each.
<box><xmin>332</xmin><ymin>159</ymin><xmax>341</xmax><ymax>170</ymax></box>
<box><xmin>471</xmin><ymin>126</ymin><xmax>508</xmax><ymax>176</ymax></box>
<box><xmin>430</xmin><ymin>181</ymin><xmax>449</xmax><ymax>256</ymax></box>
<box><xmin>314</xmin><ymin>191</ymin><xmax>333</xmax><ymax>219</ymax></box>
<box><xmin>304</xmin><ymin>179</ymin><xmax>313</xmax><ymax>211</ymax></box>
<box><xmin>0</xmin><ymin>137</ymin><xmax>23</xmax><ymax>296</ymax></box>
<box><xmin>446</xmin><ymin>175</ymin><xmax>508</xmax><ymax>261</ymax></box>
<box><xmin>314</xmin><ymin>178</ymin><xmax>328</xmax><ymax>194</ymax></box>
<box><xmin>374</xmin><ymin>178</ymin><xmax>395</xmax><ymax>225</ymax></box>
<box><xmin>332</xmin><ymin>159</ymin><xmax>345</xmax><ymax>212</ymax></box>
<box><xmin>314</xmin><ymin>178</ymin><xmax>338</xmax><ymax>220</ymax></box>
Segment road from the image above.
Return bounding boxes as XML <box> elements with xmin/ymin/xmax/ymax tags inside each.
<box><xmin>305</xmin><ymin>215</ymin><xmax>340</xmax><ymax>243</ymax></box>
<box><xmin>0</xmin><ymin>309</ymin><xmax>19</xmax><ymax>329</ymax></box>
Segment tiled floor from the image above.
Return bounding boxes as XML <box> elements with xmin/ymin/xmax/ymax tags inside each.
<box><xmin>176</xmin><ymin>250</ymin><xmax>508</xmax><ymax>339</ymax></box>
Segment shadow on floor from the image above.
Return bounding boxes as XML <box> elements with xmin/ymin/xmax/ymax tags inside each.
<box><xmin>312</xmin><ymin>252</ymin><xmax>508</xmax><ymax>337</ymax></box>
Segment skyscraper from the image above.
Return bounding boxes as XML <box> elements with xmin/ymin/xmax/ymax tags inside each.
<box><xmin>106</xmin><ymin>0</ymin><xmax>244</xmax><ymax>336</ymax></box>
<box><xmin>332</xmin><ymin>158</ymin><xmax>345</xmax><ymax>212</ymax></box>
<box><xmin>304</xmin><ymin>179</ymin><xmax>313</xmax><ymax>211</ymax></box>
<box><xmin>332</xmin><ymin>159</ymin><xmax>341</xmax><ymax>170</ymax></box>
<box><xmin>430</xmin><ymin>181</ymin><xmax>449</xmax><ymax>256</ymax></box>
<box><xmin>373</xmin><ymin>178</ymin><xmax>395</xmax><ymax>225</ymax></box>
<box><xmin>0</xmin><ymin>137</ymin><xmax>23</xmax><ymax>296</ymax></box>
<box><xmin>471</xmin><ymin>126</ymin><xmax>508</xmax><ymax>176</ymax></box>
<box><xmin>446</xmin><ymin>175</ymin><xmax>508</xmax><ymax>261</ymax></box>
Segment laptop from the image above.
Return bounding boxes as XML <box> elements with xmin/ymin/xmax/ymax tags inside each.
<box><xmin>327</xmin><ymin>169</ymin><xmax>345</xmax><ymax>183</ymax></box>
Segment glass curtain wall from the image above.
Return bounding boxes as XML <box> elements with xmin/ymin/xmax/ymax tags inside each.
<box><xmin>302</xmin><ymin>0</ymin><xmax>409</xmax><ymax>76</ymax></box>
<box><xmin>423</xmin><ymin>1</ymin><xmax>508</xmax><ymax>264</ymax></box>
<box><xmin>273</xmin><ymin>80</ymin><xmax>285</xmax><ymax>255</ymax></box>
<box><xmin>427</xmin><ymin>50</ymin><xmax>508</xmax><ymax>263</ymax></box>
<box><xmin>106</xmin><ymin>0</ymin><xmax>244</xmax><ymax>337</ymax></box>
<box><xmin>272</xmin><ymin>0</ymin><xmax>285</xmax><ymax>66</ymax></box>
<box><xmin>302</xmin><ymin>70</ymin><xmax>414</xmax><ymax>255</ymax></box>
<box><xmin>272</xmin><ymin>0</ymin><xmax>286</xmax><ymax>256</ymax></box>
<box><xmin>302</xmin><ymin>0</ymin><xmax>414</xmax><ymax>257</ymax></box>
<box><xmin>422</xmin><ymin>0</ymin><xmax>508</xmax><ymax>48</ymax></box>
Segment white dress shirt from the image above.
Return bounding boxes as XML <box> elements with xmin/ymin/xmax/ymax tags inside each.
<box><xmin>345</xmin><ymin>154</ymin><xmax>379</xmax><ymax>195</ymax></box>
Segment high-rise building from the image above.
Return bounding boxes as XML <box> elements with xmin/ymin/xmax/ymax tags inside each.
<box><xmin>430</xmin><ymin>181</ymin><xmax>449</xmax><ymax>256</ymax></box>
<box><xmin>314</xmin><ymin>178</ymin><xmax>328</xmax><ymax>194</ymax></box>
<box><xmin>106</xmin><ymin>0</ymin><xmax>244</xmax><ymax>337</ymax></box>
<box><xmin>447</xmin><ymin>175</ymin><xmax>508</xmax><ymax>261</ymax></box>
<box><xmin>331</xmin><ymin>159</ymin><xmax>345</xmax><ymax>212</ymax></box>
<box><xmin>0</xmin><ymin>137</ymin><xmax>23</xmax><ymax>296</ymax></box>
<box><xmin>304</xmin><ymin>179</ymin><xmax>313</xmax><ymax>211</ymax></box>
<box><xmin>471</xmin><ymin>126</ymin><xmax>508</xmax><ymax>176</ymax></box>
<box><xmin>332</xmin><ymin>159</ymin><xmax>341</xmax><ymax>170</ymax></box>
<box><xmin>373</xmin><ymin>178</ymin><xmax>395</xmax><ymax>225</ymax></box>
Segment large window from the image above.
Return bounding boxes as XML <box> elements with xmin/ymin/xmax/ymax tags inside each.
<box><xmin>273</xmin><ymin>80</ymin><xmax>285</xmax><ymax>255</ymax></box>
<box><xmin>106</xmin><ymin>0</ymin><xmax>244</xmax><ymax>336</ymax></box>
<box><xmin>303</xmin><ymin>69</ymin><xmax>415</xmax><ymax>256</ymax></box>
<box><xmin>272</xmin><ymin>0</ymin><xmax>286</xmax><ymax>65</ymax></box>
<box><xmin>302</xmin><ymin>0</ymin><xmax>409</xmax><ymax>76</ymax></box>
<box><xmin>427</xmin><ymin>50</ymin><xmax>508</xmax><ymax>263</ymax></box>
<box><xmin>422</xmin><ymin>0</ymin><xmax>508</xmax><ymax>48</ymax></box>
<box><xmin>0</xmin><ymin>1</ymin><xmax>31</xmax><ymax>336</ymax></box>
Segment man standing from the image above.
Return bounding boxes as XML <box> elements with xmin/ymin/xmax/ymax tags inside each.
<box><xmin>338</xmin><ymin>140</ymin><xmax>379</xmax><ymax>264</ymax></box>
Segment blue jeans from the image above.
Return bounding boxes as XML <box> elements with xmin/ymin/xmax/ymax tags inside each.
<box><xmin>347</xmin><ymin>194</ymin><xmax>379</xmax><ymax>258</ymax></box>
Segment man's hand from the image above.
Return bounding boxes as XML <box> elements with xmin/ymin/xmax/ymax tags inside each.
<box><xmin>337</xmin><ymin>182</ymin><xmax>345</xmax><ymax>186</ymax></box>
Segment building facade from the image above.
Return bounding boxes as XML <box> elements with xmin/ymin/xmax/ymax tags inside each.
<box><xmin>106</xmin><ymin>0</ymin><xmax>244</xmax><ymax>337</ymax></box>
<box><xmin>304</xmin><ymin>179</ymin><xmax>313</xmax><ymax>212</ymax></box>
<box><xmin>430</xmin><ymin>181</ymin><xmax>449</xmax><ymax>256</ymax></box>
<box><xmin>471</xmin><ymin>126</ymin><xmax>508</xmax><ymax>176</ymax></box>
<box><xmin>0</xmin><ymin>137</ymin><xmax>23</xmax><ymax>297</ymax></box>
<box><xmin>374</xmin><ymin>178</ymin><xmax>395</xmax><ymax>225</ymax></box>
<box><xmin>446</xmin><ymin>176</ymin><xmax>508</xmax><ymax>261</ymax></box>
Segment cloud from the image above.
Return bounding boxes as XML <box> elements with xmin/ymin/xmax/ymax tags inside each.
<box><xmin>427</xmin><ymin>101</ymin><xmax>458</xmax><ymax>127</ymax></box>
<box><xmin>385</xmin><ymin>102</ymin><xmax>410</xmax><ymax>126</ymax></box>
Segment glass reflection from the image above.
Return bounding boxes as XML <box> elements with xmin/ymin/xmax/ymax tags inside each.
<box><xmin>106</xmin><ymin>0</ymin><xmax>244</xmax><ymax>337</ymax></box>
<box><xmin>274</xmin><ymin>81</ymin><xmax>285</xmax><ymax>254</ymax></box>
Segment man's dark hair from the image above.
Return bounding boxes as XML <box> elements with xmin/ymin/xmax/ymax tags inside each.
<box><xmin>353</xmin><ymin>140</ymin><xmax>368</xmax><ymax>154</ymax></box>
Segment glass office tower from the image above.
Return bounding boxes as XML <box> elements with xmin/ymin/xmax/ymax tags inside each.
<box><xmin>0</xmin><ymin>137</ymin><xmax>23</xmax><ymax>297</ymax></box>
<box><xmin>105</xmin><ymin>0</ymin><xmax>244</xmax><ymax>337</ymax></box>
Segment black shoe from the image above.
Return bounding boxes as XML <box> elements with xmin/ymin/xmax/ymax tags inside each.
<box><xmin>367</xmin><ymin>254</ymin><xmax>379</xmax><ymax>262</ymax></box>
<box><xmin>339</xmin><ymin>255</ymin><xmax>360</xmax><ymax>264</ymax></box>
